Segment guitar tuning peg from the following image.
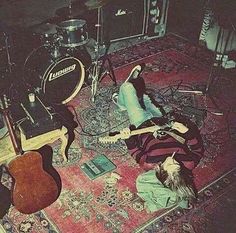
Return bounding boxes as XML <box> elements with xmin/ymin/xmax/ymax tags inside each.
<box><xmin>3</xmin><ymin>95</ymin><xmax>11</xmax><ymax>107</ymax></box>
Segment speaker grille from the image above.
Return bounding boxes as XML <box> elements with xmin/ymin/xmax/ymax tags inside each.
<box><xmin>101</xmin><ymin>0</ymin><xmax>147</xmax><ymax>43</ymax></box>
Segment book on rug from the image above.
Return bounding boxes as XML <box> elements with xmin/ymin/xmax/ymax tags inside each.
<box><xmin>80</xmin><ymin>154</ymin><xmax>117</xmax><ymax>180</ymax></box>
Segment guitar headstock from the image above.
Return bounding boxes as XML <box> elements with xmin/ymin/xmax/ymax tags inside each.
<box><xmin>0</xmin><ymin>95</ymin><xmax>10</xmax><ymax>111</ymax></box>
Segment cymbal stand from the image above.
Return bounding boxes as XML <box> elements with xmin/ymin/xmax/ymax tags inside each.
<box><xmin>88</xmin><ymin>7</ymin><xmax>116</xmax><ymax>102</ymax></box>
<box><xmin>3</xmin><ymin>32</ymin><xmax>14</xmax><ymax>73</ymax></box>
<box><xmin>68</xmin><ymin>0</ymin><xmax>72</xmax><ymax>19</ymax></box>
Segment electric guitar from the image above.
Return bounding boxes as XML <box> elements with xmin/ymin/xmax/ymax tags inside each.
<box><xmin>0</xmin><ymin>95</ymin><xmax>59</xmax><ymax>214</ymax></box>
<box><xmin>99</xmin><ymin>121</ymin><xmax>188</xmax><ymax>144</ymax></box>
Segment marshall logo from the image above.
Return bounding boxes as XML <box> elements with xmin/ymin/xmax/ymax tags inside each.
<box><xmin>49</xmin><ymin>64</ymin><xmax>76</xmax><ymax>81</ymax></box>
<box><xmin>115</xmin><ymin>9</ymin><xmax>127</xmax><ymax>16</ymax></box>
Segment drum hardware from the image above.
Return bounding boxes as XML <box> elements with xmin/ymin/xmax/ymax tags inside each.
<box><xmin>2</xmin><ymin>32</ymin><xmax>14</xmax><ymax>73</ymax></box>
<box><xmin>47</xmin><ymin>37</ymin><xmax>63</xmax><ymax>59</ymax></box>
<box><xmin>85</xmin><ymin>0</ymin><xmax>112</xmax><ymax>10</ymax></box>
<box><xmin>88</xmin><ymin>6</ymin><xmax>116</xmax><ymax>102</ymax></box>
<box><xmin>55</xmin><ymin>0</ymin><xmax>86</xmax><ymax>19</ymax></box>
<box><xmin>48</xmin><ymin>45</ymin><xmax>61</xmax><ymax>60</ymax></box>
<box><xmin>31</xmin><ymin>23</ymin><xmax>64</xmax><ymax>59</ymax></box>
<box><xmin>31</xmin><ymin>23</ymin><xmax>58</xmax><ymax>45</ymax></box>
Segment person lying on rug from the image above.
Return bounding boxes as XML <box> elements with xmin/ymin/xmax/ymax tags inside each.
<box><xmin>99</xmin><ymin>63</ymin><xmax>204</xmax><ymax>211</ymax></box>
<box><xmin>102</xmin><ymin>63</ymin><xmax>204</xmax><ymax>171</ymax></box>
<box><xmin>136</xmin><ymin>153</ymin><xmax>196</xmax><ymax>212</ymax></box>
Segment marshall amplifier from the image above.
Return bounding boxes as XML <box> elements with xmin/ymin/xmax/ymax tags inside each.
<box><xmin>85</xmin><ymin>0</ymin><xmax>169</xmax><ymax>43</ymax></box>
<box><xmin>100</xmin><ymin>0</ymin><xmax>148</xmax><ymax>43</ymax></box>
<box><xmin>145</xmin><ymin>0</ymin><xmax>169</xmax><ymax>38</ymax></box>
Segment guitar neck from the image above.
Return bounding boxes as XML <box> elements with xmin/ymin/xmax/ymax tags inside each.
<box><xmin>1</xmin><ymin>96</ymin><xmax>20</xmax><ymax>155</ymax></box>
<box><xmin>129</xmin><ymin>125</ymin><xmax>162</xmax><ymax>137</ymax></box>
<box><xmin>130</xmin><ymin>126</ymin><xmax>185</xmax><ymax>144</ymax></box>
<box><xmin>3</xmin><ymin>110</ymin><xmax>20</xmax><ymax>155</ymax></box>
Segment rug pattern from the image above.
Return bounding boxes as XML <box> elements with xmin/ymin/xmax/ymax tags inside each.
<box><xmin>0</xmin><ymin>33</ymin><xmax>235</xmax><ymax>233</ymax></box>
<box><xmin>134</xmin><ymin>168</ymin><xmax>236</xmax><ymax>233</ymax></box>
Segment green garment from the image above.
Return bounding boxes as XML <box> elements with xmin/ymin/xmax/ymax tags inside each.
<box><xmin>136</xmin><ymin>170</ymin><xmax>188</xmax><ymax>212</ymax></box>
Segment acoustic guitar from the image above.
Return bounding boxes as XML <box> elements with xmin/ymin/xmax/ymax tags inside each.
<box><xmin>0</xmin><ymin>95</ymin><xmax>59</xmax><ymax>214</ymax></box>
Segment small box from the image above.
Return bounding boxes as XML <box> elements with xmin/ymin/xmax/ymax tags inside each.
<box><xmin>80</xmin><ymin>154</ymin><xmax>117</xmax><ymax>180</ymax></box>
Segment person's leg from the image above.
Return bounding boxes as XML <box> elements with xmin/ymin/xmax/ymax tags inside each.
<box><xmin>143</xmin><ymin>94</ymin><xmax>163</xmax><ymax>118</ymax></box>
<box><xmin>118</xmin><ymin>82</ymin><xmax>152</xmax><ymax>127</ymax></box>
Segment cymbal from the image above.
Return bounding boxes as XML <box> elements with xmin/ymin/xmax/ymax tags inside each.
<box><xmin>32</xmin><ymin>23</ymin><xmax>57</xmax><ymax>35</ymax></box>
<box><xmin>55</xmin><ymin>4</ymin><xmax>86</xmax><ymax>18</ymax></box>
<box><xmin>85</xmin><ymin>0</ymin><xmax>112</xmax><ymax>10</ymax></box>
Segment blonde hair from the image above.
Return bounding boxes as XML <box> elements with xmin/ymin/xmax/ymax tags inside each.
<box><xmin>155</xmin><ymin>164</ymin><xmax>196</xmax><ymax>201</ymax></box>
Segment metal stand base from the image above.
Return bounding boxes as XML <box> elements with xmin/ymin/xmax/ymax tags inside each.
<box><xmin>88</xmin><ymin>7</ymin><xmax>117</xmax><ymax>102</ymax></box>
<box><xmin>178</xmin><ymin>26</ymin><xmax>234</xmax><ymax>116</ymax></box>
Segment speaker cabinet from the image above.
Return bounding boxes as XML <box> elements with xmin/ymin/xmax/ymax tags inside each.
<box><xmin>145</xmin><ymin>0</ymin><xmax>169</xmax><ymax>38</ymax></box>
<box><xmin>85</xmin><ymin>0</ymin><xmax>169</xmax><ymax>43</ymax></box>
<box><xmin>100</xmin><ymin>0</ymin><xmax>147</xmax><ymax>43</ymax></box>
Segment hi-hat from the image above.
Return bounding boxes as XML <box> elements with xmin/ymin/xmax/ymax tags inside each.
<box><xmin>85</xmin><ymin>0</ymin><xmax>112</xmax><ymax>10</ymax></box>
<box><xmin>55</xmin><ymin>4</ymin><xmax>86</xmax><ymax>18</ymax></box>
<box><xmin>55</xmin><ymin>7</ymin><xmax>85</xmax><ymax>18</ymax></box>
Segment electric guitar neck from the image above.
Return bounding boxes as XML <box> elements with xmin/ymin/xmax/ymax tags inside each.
<box><xmin>99</xmin><ymin>123</ymin><xmax>186</xmax><ymax>144</ymax></box>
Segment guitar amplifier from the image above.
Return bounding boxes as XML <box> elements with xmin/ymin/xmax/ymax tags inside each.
<box><xmin>10</xmin><ymin>95</ymin><xmax>62</xmax><ymax>139</ymax></box>
<box><xmin>84</xmin><ymin>0</ymin><xmax>169</xmax><ymax>43</ymax></box>
<box><xmin>85</xmin><ymin>0</ymin><xmax>148</xmax><ymax>43</ymax></box>
<box><xmin>100</xmin><ymin>0</ymin><xmax>148</xmax><ymax>43</ymax></box>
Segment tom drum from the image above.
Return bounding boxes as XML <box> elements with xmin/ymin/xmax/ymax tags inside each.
<box><xmin>57</xmin><ymin>19</ymin><xmax>89</xmax><ymax>48</ymax></box>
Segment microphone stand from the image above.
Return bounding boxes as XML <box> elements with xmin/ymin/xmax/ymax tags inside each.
<box><xmin>3</xmin><ymin>32</ymin><xmax>14</xmax><ymax>73</ymax></box>
<box><xmin>178</xmin><ymin>18</ymin><xmax>234</xmax><ymax>117</ymax></box>
<box><xmin>88</xmin><ymin>7</ymin><xmax>116</xmax><ymax>102</ymax></box>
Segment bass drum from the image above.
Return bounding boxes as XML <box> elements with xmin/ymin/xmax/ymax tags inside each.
<box><xmin>24</xmin><ymin>49</ymin><xmax>85</xmax><ymax>104</ymax></box>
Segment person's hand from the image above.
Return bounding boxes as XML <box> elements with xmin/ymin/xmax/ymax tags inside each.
<box><xmin>171</xmin><ymin>122</ymin><xmax>189</xmax><ymax>133</ymax></box>
<box><xmin>120</xmin><ymin>127</ymin><xmax>131</xmax><ymax>139</ymax></box>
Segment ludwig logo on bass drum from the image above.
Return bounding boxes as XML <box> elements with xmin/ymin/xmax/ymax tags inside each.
<box><xmin>48</xmin><ymin>64</ymin><xmax>76</xmax><ymax>81</ymax></box>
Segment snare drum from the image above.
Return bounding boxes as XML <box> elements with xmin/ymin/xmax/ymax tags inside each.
<box><xmin>57</xmin><ymin>19</ymin><xmax>88</xmax><ymax>47</ymax></box>
<box><xmin>24</xmin><ymin>49</ymin><xmax>85</xmax><ymax>104</ymax></box>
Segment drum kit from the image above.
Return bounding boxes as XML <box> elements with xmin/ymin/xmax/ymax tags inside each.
<box><xmin>22</xmin><ymin>0</ymin><xmax>116</xmax><ymax>105</ymax></box>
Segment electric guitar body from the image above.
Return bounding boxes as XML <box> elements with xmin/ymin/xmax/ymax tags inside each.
<box><xmin>8</xmin><ymin>151</ymin><xmax>59</xmax><ymax>214</ymax></box>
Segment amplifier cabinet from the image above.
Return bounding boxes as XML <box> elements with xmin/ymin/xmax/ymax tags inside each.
<box><xmin>100</xmin><ymin>0</ymin><xmax>148</xmax><ymax>43</ymax></box>
<box><xmin>85</xmin><ymin>0</ymin><xmax>169</xmax><ymax>43</ymax></box>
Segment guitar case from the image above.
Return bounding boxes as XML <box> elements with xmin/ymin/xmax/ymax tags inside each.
<box><xmin>0</xmin><ymin>166</ymin><xmax>11</xmax><ymax>219</ymax></box>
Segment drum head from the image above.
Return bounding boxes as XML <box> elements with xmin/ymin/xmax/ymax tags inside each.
<box><xmin>42</xmin><ymin>57</ymin><xmax>85</xmax><ymax>104</ymax></box>
<box><xmin>58</xmin><ymin>19</ymin><xmax>86</xmax><ymax>30</ymax></box>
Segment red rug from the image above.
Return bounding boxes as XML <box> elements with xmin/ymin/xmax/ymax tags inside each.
<box><xmin>1</xmin><ymin>34</ymin><xmax>236</xmax><ymax>233</ymax></box>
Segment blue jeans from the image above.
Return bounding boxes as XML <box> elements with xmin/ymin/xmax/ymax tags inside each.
<box><xmin>117</xmin><ymin>82</ymin><xmax>163</xmax><ymax>127</ymax></box>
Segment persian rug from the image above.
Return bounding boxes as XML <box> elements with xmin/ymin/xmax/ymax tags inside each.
<box><xmin>0</xmin><ymin>34</ymin><xmax>236</xmax><ymax>233</ymax></box>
